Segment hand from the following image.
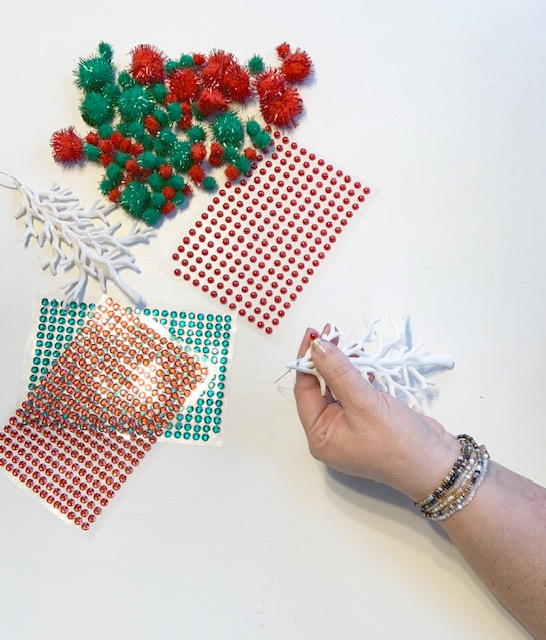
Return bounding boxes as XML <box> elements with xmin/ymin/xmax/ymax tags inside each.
<box><xmin>293</xmin><ymin>327</ymin><xmax>461</xmax><ymax>502</ymax></box>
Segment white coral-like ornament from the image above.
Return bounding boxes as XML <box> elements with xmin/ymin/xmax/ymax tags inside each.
<box><xmin>3</xmin><ymin>173</ymin><xmax>155</xmax><ymax>304</ymax></box>
<box><xmin>287</xmin><ymin>316</ymin><xmax>454</xmax><ymax>411</ymax></box>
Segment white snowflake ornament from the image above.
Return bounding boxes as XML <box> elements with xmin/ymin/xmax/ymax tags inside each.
<box><xmin>287</xmin><ymin>316</ymin><xmax>454</xmax><ymax>411</ymax></box>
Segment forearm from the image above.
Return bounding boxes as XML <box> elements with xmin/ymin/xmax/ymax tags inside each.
<box><xmin>438</xmin><ymin>462</ymin><xmax>546</xmax><ymax>638</ymax></box>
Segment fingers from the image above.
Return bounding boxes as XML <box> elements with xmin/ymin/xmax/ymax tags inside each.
<box><xmin>310</xmin><ymin>336</ymin><xmax>373</xmax><ymax>409</ymax></box>
<box><xmin>294</xmin><ymin>327</ymin><xmax>329</xmax><ymax>432</ymax></box>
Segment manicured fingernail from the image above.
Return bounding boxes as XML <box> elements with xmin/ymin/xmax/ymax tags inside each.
<box><xmin>312</xmin><ymin>337</ymin><xmax>328</xmax><ymax>353</ymax></box>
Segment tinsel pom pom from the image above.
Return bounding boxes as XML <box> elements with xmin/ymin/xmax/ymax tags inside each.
<box><xmin>202</xmin><ymin>175</ymin><xmax>217</xmax><ymax>192</ymax></box>
<box><xmin>197</xmin><ymin>87</ymin><xmax>228</xmax><ymax>116</ymax></box>
<box><xmin>188</xmin><ymin>164</ymin><xmax>205</xmax><ymax>185</ymax></box>
<box><xmin>98</xmin><ymin>41</ymin><xmax>113</xmax><ymax>61</ymax></box>
<box><xmin>221</xmin><ymin>65</ymin><xmax>251</xmax><ymax>102</ymax></box>
<box><xmin>225</xmin><ymin>165</ymin><xmax>240</xmax><ymax>180</ymax></box>
<box><xmin>117</xmin><ymin>86</ymin><xmax>155</xmax><ymax>121</ymax></box>
<box><xmin>193</xmin><ymin>53</ymin><xmax>207</xmax><ymax>66</ymax></box>
<box><xmin>276</xmin><ymin>42</ymin><xmax>292</xmax><ymax>59</ymax></box>
<box><xmin>130</xmin><ymin>44</ymin><xmax>166</xmax><ymax>85</ymax></box>
<box><xmin>281</xmin><ymin>49</ymin><xmax>313</xmax><ymax>83</ymax></box>
<box><xmin>213</xmin><ymin>112</ymin><xmax>244</xmax><ymax>147</ymax></box>
<box><xmin>75</xmin><ymin>55</ymin><xmax>115</xmax><ymax>91</ymax></box>
<box><xmin>167</xmin><ymin>68</ymin><xmax>199</xmax><ymax>102</ymax></box>
<box><xmin>50</xmin><ymin>127</ymin><xmax>84</xmax><ymax>164</ymax></box>
<box><xmin>190</xmin><ymin>143</ymin><xmax>207</xmax><ymax>163</ymax></box>
<box><xmin>187</xmin><ymin>125</ymin><xmax>206</xmax><ymax>143</ymax></box>
<box><xmin>80</xmin><ymin>92</ymin><xmax>114</xmax><ymax>127</ymax></box>
<box><xmin>247</xmin><ymin>55</ymin><xmax>265</xmax><ymax>74</ymax></box>
<box><xmin>208</xmin><ymin>141</ymin><xmax>224</xmax><ymax>167</ymax></box>
<box><xmin>118</xmin><ymin>182</ymin><xmax>150</xmax><ymax>218</ymax></box>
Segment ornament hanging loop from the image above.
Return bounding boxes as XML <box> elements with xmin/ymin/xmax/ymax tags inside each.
<box><xmin>0</xmin><ymin>172</ymin><xmax>22</xmax><ymax>190</ymax></box>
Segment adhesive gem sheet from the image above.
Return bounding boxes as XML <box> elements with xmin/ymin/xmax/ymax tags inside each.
<box><xmin>25</xmin><ymin>298</ymin><xmax>234</xmax><ymax>444</ymax></box>
<box><xmin>172</xmin><ymin>129</ymin><xmax>370</xmax><ymax>334</ymax></box>
<box><xmin>0</xmin><ymin>298</ymin><xmax>208</xmax><ymax>530</ymax></box>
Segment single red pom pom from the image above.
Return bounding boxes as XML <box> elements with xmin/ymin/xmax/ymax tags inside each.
<box><xmin>158</xmin><ymin>164</ymin><xmax>172</xmax><ymax>179</ymax></box>
<box><xmin>131</xmin><ymin>142</ymin><xmax>144</xmax><ymax>155</ymax></box>
<box><xmin>161</xmin><ymin>201</ymin><xmax>175</xmax><ymax>215</ymax></box>
<box><xmin>168</xmin><ymin>68</ymin><xmax>199</xmax><ymax>102</ymax></box>
<box><xmin>182</xmin><ymin>185</ymin><xmax>193</xmax><ymax>196</ymax></box>
<box><xmin>225</xmin><ymin>165</ymin><xmax>240</xmax><ymax>180</ymax></box>
<box><xmin>281</xmin><ymin>50</ymin><xmax>312</xmax><ymax>83</ymax></box>
<box><xmin>125</xmin><ymin>158</ymin><xmax>140</xmax><ymax>175</ymax></box>
<box><xmin>110</xmin><ymin>131</ymin><xmax>123</xmax><ymax>147</ymax></box>
<box><xmin>100</xmin><ymin>153</ymin><xmax>114</xmax><ymax>167</ymax></box>
<box><xmin>164</xmin><ymin>92</ymin><xmax>176</xmax><ymax>104</ymax></box>
<box><xmin>259</xmin><ymin>85</ymin><xmax>303</xmax><ymax>127</ymax></box>
<box><xmin>144</xmin><ymin>114</ymin><xmax>160</xmax><ymax>137</ymax></box>
<box><xmin>162</xmin><ymin>186</ymin><xmax>176</xmax><ymax>199</ymax></box>
<box><xmin>197</xmin><ymin>87</ymin><xmax>228</xmax><ymax>116</ymax></box>
<box><xmin>255</xmin><ymin>70</ymin><xmax>288</xmax><ymax>98</ymax></box>
<box><xmin>221</xmin><ymin>64</ymin><xmax>251</xmax><ymax>102</ymax></box>
<box><xmin>108</xmin><ymin>187</ymin><xmax>121</xmax><ymax>203</ymax></box>
<box><xmin>51</xmin><ymin>127</ymin><xmax>84</xmax><ymax>164</ymax></box>
<box><xmin>193</xmin><ymin>53</ymin><xmax>207</xmax><ymax>66</ymax></box>
<box><xmin>188</xmin><ymin>165</ymin><xmax>205</xmax><ymax>184</ymax></box>
<box><xmin>208</xmin><ymin>141</ymin><xmax>224</xmax><ymax>167</ymax></box>
<box><xmin>190</xmin><ymin>143</ymin><xmax>207</xmax><ymax>164</ymax></box>
<box><xmin>98</xmin><ymin>139</ymin><xmax>114</xmax><ymax>154</ymax></box>
<box><xmin>85</xmin><ymin>131</ymin><xmax>99</xmax><ymax>146</ymax></box>
<box><xmin>130</xmin><ymin>44</ymin><xmax>166</xmax><ymax>85</ymax></box>
<box><xmin>276</xmin><ymin>43</ymin><xmax>292</xmax><ymax>59</ymax></box>
<box><xmin>119</xmin><ymin>138</ymin><xmax>133</xmax><ymax>153</ymax></box>
<box><xmin>244</xmin><ymin>147</ymin><xmax>257</xmax><ymax>160</ymax></box>
<box><xmin>202</xmin><ymin>51</ymin><xmax>235</xmax><ymax>85</ymax></box>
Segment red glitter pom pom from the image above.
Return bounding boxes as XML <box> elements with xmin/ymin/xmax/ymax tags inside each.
<box><xmin>168</xmin><ymin>68</ymin><xmax>199</xmax><ymax>102</ymax></box>
<box><xmin>281</xmin><ymin>50</ymin><xmax>312</xmax><ymax>83</ymax></box>
<box><xmin>51</xmin><ymin>127</ymin><xmax>84</xmax><ymax>164</ymax></box>
<box><xmin>193</xmin><ymin>53</ymin><xmax>207</xmax><ymax>66</ymax></box>
<box><xmin>197</xmin><ymin>87</ymin><xmax>228</xmax><ymax>116</ymax></box>
<box><xmin>190</xmin><ymin>143</ymin><xmax>207</xmax><ymax>163</ymax></box>
<box><xmin>130</xmin><ymin>44</ymin><xmax>166</xmax><ymax>85</ymax></box>
<box><xmin>225</xmin><ymin>165</ymin><xmax>240</xmax><ymax>180</ymax></box>
<box><xmin>221</xmin><ymin>64</ymin><xmax>251</xmax><ymax>102</ymax></box>
<box><xmin>208</xmin><ymin>141</ymin><xmax>224</xmax><ymax>167</ymax></box>
<box><xmin>276</xmin><ymin>42</ymin><xmax>291</xmax><ymax>60</ymax></box>
<box><xmin>189</xmin><ymin>165</ymin><xmax>205</xmax><ymax>185</ymax></box>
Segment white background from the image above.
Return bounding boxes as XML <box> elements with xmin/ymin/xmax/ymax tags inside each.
<box><xmin>1</xmin><ymin>1</ymin><xmax>544</xmax><ymax>638</ymax></box>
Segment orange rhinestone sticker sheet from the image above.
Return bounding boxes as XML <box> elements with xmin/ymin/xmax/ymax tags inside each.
<box><xmin>172</xmin><ymin>129</ymin><xmax>371</xmax><ymax>334</ymax></box>
<box><xmin>0</xmin><ymin>297</ymin><xmax>209</xmax><ymax>531</ymax></box>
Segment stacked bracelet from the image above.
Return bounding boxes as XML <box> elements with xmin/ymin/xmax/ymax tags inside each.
<box><xmin>415</xmin><ymin>434</ymin><xmax>490</xmax><ymax>521</ymax></box>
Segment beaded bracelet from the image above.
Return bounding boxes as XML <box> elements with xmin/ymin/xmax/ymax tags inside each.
<box><xmin>415</xmin><ymin>434</ymin><xmax>490</xmax><ymax>521</ymax></box>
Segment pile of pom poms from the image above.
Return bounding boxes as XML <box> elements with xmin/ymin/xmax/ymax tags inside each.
<box><xmin>50</xmin><ymin>42</ymin><xmax>313</xmax><ymax>226</ymax></box>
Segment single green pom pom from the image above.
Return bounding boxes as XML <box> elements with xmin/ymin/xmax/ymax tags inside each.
<box><xmin>253</xmin><ymin>130</ymin><xmax>271</xmax><ymax>149</ymax></box>
<box><xmin>102</xmin><ymin>83</ymin><xmax>120</xmax><ymax>102</ymax></box>
<box><xmin>137</xmin><ymin>151</ymin><xmax>159</xmax><ymax>169</ymax></box>
<box><xmin>213</xmin><ymin>112</ymin><xmax>244</xmax><ymax>147</ymax></box>
<box><xmin>118</xmin><ymin>182</ymin><xmax>150</xmax><ymax>218</ymax></box>
<box><xmin>118</xmin><ymin>86</ymin><xmax>155</xmax><ymax>121</ymax></box>
<box><xmin>172</xmin><ymin>191</ymin><xmax>186</xmax><ymax>206</ymax></box>
<box><xmin>179</xmin><ymin>54</ymin><xmax>194</xmax><ymax>68</ymax></box>
<box><xmin>98</xmin><ymin>123</ymin><xmax>114</xmax><ymax>138</ymax></box>
<box><xmin>187</xmin><ymin>125</ymin><xmax>206</xmax><ymax>143</ymax></box>
<box><xmin>246</xmin><ymin>120</ymin><xmax>261</xmax><ymax>138</ymax></box>
<box><xmin>98</xmin><ymin>42</ymin><xmax>113</xmax><ymax>62</ymax></box>
<box><xmin>118</xmin><ymin>70</ymin><xmax>135</xmax><ymax>89</ymax></box>
<box><xmin>223</xmin><ymin>144</ymin><xmax>239</xmax><ymax>163</ymax></box>
<box><xmin>150</xmin><ymin>192</ymin><xmax>166</xmax><ymax>208</ymax></box>
<box><xmin>247</xmin><ymin>55</ymin><xmax>264</xmax><ymax>74</ymax></box>
<box><xmin>191</xmin><ymin>102</ymin><xmax>203</xmax><ymax>121</ymax></box>
<box><xmin>151</xmin><ymin>83</ymin><xmax>168</xmax><ymax>103</ymax></box>
<box><xmin>157</xmin><ymin>128</ymin><xmax>177</xmax><ymax>146</ymax></box>
<box><xmin>125</xmin><ymin>121</ymin><xmax>145</xmax><ymax>140</ymax></box>
<box><xmin>115</xmin><ymin>152</ymin><xmax>131</xmax><ymax>166</ymax></box>
<box><xmin>80</xmin><ymin>92</ymin><xmax>114</xmax><ymax>126</ymax></box>
<box><xmin>99</xmin><ymin>177</ymin><xmax>116</xmax><ymax>195</ymax></box>
<box><xmin>83</xmin><ymin>143</ymin><xmax>101</xmax><ymax>162</ymax></box>
<box><xmin>117</xmin><ymin>122</ymin><xmax>129</xmax><ymax>136</ymax></box>
<box><xmin>170</xmin><ymin>141</ymin><xmax>192</xmax><ymax>171</ymax></box>
<box><xmin>141</xmin><ymin>133</ymin><xmax>155</xmax><ymax>150</ymax></box>
<box><xmin>165</xmin><ymin>60</ymin><xmax>178</xmax><ymax>74</ymax></box>
<box><xmin>75</xmin><ymin>56</ymin><xmax>115</xmax><ymax>91</ymax></box>
<box><xmin>234</xmin><ymin>155</ymin><xmax>251</xmax><ymax>174</ymax></box>
<box><xmin>169</xmin><ymin>175</ymin><xmax>185</xmax><ymax>191</ymax></box>
<box><xmin>105</xmin><ymin>163</ymin><xmax>123</xmax><ymax>183</ymax></box>
<box><xmin>166</xmin><ymin>102</ymin><xmax>182</xmax><ymax>123</ymax></box>
<box><xmin>202</xmin><ymin>176</ymin><xmax>217</xmax><ymax>192</ymax></box>
<box><xmin>142</xmin><ymin>207</ymin><xmax>161</xmax><ymax>226</ymax></box>
<box><xmin>148</xmin><ymin>172</ymin><xmax>164</xmax><ymax>191</ymax></box>
<box><xmin>153</xmin><ymin>108</ymin><xmax>169</xmax><ymax>127</ymax></box>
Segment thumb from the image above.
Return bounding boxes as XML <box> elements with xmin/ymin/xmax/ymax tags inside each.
<box><xmin>310</xmin><ymin>337</ymin><xmax>373</xmax><ymax>408</ymax></box>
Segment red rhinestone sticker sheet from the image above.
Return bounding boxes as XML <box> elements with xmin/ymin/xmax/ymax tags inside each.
<box><xmin>172</xmin><ymin>130</ymin><xmax>370</xmax><ymax>334</ymax></box>
<box><xmin>0</xmin><ymin>297</ymin><xmax>209</xmax><ymax>530</ymax></box>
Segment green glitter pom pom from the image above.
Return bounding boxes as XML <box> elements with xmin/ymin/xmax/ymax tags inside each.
<box><xmin>169</xmin><ymin>175</ymin><xmax>185</xmax><ymax>191</ymax></box>
<box><xmin>223</xmin><ymin>144</ymin><xmax>239</xmax><ymax>163</ymax></box>
<box><xmin>137</xmin><ymin>151</ymin><xmax>159</xmax><ymax>169</ymax></box>
<box><xmin>126</xmin><ymin>121</ymin><xmax>145</xmax><ymax>139</ymax></box>
<box><xmin>118</xmin><ymin>182</ymin><xmax>150</xmax><ymax>218</ymax></box>
<box><xmin>151</xmin><ymin>83</ymin><xmax>168</xmax><ymax>103</ymax></box>
<box><xmin>187</xmin><ymin>125</ymin><xmax>206</xmax><ymax>143</ymax></box>
<box><xmin>75</xmin><ymin>55</ymin><xmax>115</xmax><ymax>92</ymax></box>
<box><xmin>172</xmin><ymin>191</ymin><xmax>186</xmax><ymax>206</ymax></box>
<box><xmin>150</xmin><ymin>191</ymin><xmax>166</xmax><ymax>208</ymax></box>
<box><xmin>148</xmin><ymin>172</ymin><xmax>164</xmax><ymax>191</ymax></box>
<box><xmin>170</xmin><ymin>141</ymin><xmax>192</xmax><ymax>172</ymax></box>
<box><xmin>247</xmin><ymin>55</ymin><xmax>264</xmax><ymax>74</ymax></box>
<box><xmin>80</xmin><ymin>92</ymin><xmax>114</xmax><ymax>126</ymax></box>
<box><xmin>202</xmin><ymin>175</ymin><xmax>217</xmax><ymax>192</ymax></box>
<box><xmin>142</xmin><ymin>207</ymin><xmax>161</xmax><ymax>225</ymax></box>
<box><xmin>246</xmin><ymin>120</ymin><xmax>261</xmax><ymax>138</ymax></box>
<box><xmin>253</xmin><ymin>130</ymin><xmax>271</xmax><ymax>149</ymax></box>
<box><xmin>178</xmin><ymin>54</ymin><xmax>194</xmax><ymax>68</ymax></box>
<box><xmin>234</xmin><ymin>155</ymin><xmax>251</xmax><ymax>174</ymax></box>
<box><xmin>83</xmin><ymin>143</ymin><xmax>101</xmax><ymax>162</ymax></box>
<box><xmin>118</xmin><ymin>86</ymin><xmax>155</xmax><ymax>121</ymax></box>
<box><xmin>118</xmin><ymin>70</ymin><xmax>136</xmax><ymax>89</ymax></box>
<box><xmin>98</xmin><ymin>41</ymin><xmax>113</xmax><ymax>61</ymax></box>
<box><xmin>153</xmin><ymin>108</ymin><xmax>169</xmax><ymax>127</ymax></box>
<box><xmin>213</xmin><ymin>112</ymin><xmax>244</xmax><ymax>147</ymax></box>
<box><xmin>105</xmin><ymin>162</ymin><xmax>123</xmax><ymax>183</ymax></box>
<box><xmin>99</xmin><ymin>177</ymin><xmax>116</xmax><ymax>195</ymax></box>
<box><xmin>98</xmin><ymin>123</ymin><xmax>114</xmax><ymax>138</ymax></box>
<box><xmin>166</xmin><ymin>102</ymin><xmax>182</xmax><ymax>123</ymax></box>
<box><xmin>165</xmin><ymin>60</ymin><xmax>178</xmax><ymax>74</ymax></box>
<box><xmin>115</xmin><ymin>152</ymin><xmax>131</xmax><ymax>166</ymax></box>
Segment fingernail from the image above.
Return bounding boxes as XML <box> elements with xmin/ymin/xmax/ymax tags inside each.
<box><xmin>312</xmin><ymin>337</ymin><xmax>329</xmax><ymax>354</ymax></box>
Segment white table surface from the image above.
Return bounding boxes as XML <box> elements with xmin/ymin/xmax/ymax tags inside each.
<box><xmin>1</xmin><ymin>1</ymin><xmax>544</xmax><ymax>638</ymax></box>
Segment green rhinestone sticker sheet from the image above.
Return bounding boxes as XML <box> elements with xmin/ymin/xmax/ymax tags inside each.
<box><xmin>24</xmin><ymin>299</ymin><xmax>235</xmax><ymax>445</ymax></box>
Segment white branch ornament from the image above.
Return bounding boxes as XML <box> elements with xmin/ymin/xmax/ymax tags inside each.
<box><xmin>1</xmin><ymin>173</ymin><xmax>155</xmax><ymax>304</ymax></box>
<box><xmin>287</xmin><ymin>317</ymin><xmax>454</xmax><ymax>411</ymax></box>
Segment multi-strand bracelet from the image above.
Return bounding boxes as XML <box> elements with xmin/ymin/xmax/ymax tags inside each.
<box><xmin>415</xmin><ymin>434</ymin><xmax>490</xmax><ymax>521</ymax></box>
